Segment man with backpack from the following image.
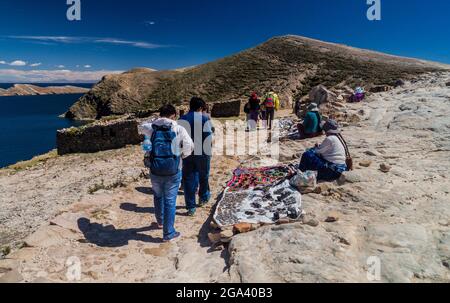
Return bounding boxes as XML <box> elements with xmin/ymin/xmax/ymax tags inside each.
<box><xmin>179</xmin><ymin>97</ymin><xmax>214</xmax><ymax>217</ymax></box>
<box><xmin>141</xmin><ymin>105</ymin><xmax>194</xmax><ymax>242</ymax></box>
<box><xmin>262</xmin><ymin>90</ymin><xmax>280</xmax><ymax>130</ymax></box>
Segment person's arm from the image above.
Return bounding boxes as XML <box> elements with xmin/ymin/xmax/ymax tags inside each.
<box><xmin>315</xmin><ymin>137</ymin><xmax>332</xmax><ymax>156</ymax></box>
<box><xmin>275</xmin><ymin>94</ymin><xmax>280</xmax><ymax>111</ymax></box>
<box><xmin>141</xmin><ymin>123</ymin><xmax>153</xmax><ymax>138</ymax></box>
<box><xmin>178</xmin><ymin>126</ymin><xmax>194</xmax><ymax>159</ymax></box>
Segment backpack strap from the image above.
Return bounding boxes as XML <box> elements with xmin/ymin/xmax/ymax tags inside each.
<box><xmin>335</xmin><ymin>134</ymin><xmax>353</xmax><ymax>171</ymax></box>
<box><xmin>335</xmin><ymin>134</ymin><xmax>351</xmax><ymax>159</ymax></box>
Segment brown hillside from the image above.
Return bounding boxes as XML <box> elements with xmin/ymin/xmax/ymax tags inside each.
<box><xmin>66</xmin><ymin>35</ymin><xmax>447</xmax><ymax>120</ymax></box>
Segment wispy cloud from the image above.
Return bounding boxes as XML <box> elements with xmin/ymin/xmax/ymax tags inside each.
<box><xmin>30</xmin><ymin>62</ymin><xmax>42</xmax><ymax>67</ymax></box>
<box><xmin>144</xmin><ymin>21</ymin><xmax>156</xmax><ymax>26</ymax></box>
<box><xmin>0</xmin><ymin>60</ymin><xmax>6</xmax><ymax>64</ymax></box>
<box><xmin>8</xmin><ymin>35</ymin><xmax>169</xmax><ymax>49</ymax></box>
<box><xmin>0</xmin><ymin>68</ymin><xmax>123</xmax><ymax>82</ymax></box>
<box><xmin>9</xmin><ymin>60</ymin><xmax>27</xmax><ymax>66</ymax></box>
<box><xmin>57</xmin><ymin>65</ymin><xmax>65</xmax><ymax>69</ymax></box>
<box><xmin>84</xmin><ymin>65</ymin><xmax>91</xmax><ymax>68</ymax></box>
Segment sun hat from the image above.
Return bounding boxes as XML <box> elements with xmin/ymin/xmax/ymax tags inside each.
<box><xmin>322</xmin><ymin>119</ymin><xmax>340</xmax><ymax>134</ymax></box>
<box><xmin>307</xmin><ymin>103</ymin><xmax>319</xmax><ymax>112</ymax></box>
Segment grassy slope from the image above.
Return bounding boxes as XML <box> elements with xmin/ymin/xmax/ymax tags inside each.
<box><xmin>66</xmin><ymin>36</ymin><xmax>444</xmax><ymax>120</ymax></box>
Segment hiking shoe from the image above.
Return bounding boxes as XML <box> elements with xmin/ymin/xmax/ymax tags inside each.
<box><xmin>152</xmin><ymin>222</ymin><xmax>163</xmax><ymax>229</ymax></box>
<box><xmin>163</xmin><ymin>232</ymin><xmax>181</xmax><ymax>243</ymax></box>
<box><xmin>198</xmin><ymin>199</ymin><xmax>210</xmax><ymax>208</ymax></box>
<box><xmin>187</xmin><ymin>208</ymin><xmax>196</xmax><ymax>217</ymax></box>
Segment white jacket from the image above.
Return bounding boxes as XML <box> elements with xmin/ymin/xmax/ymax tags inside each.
<box><xmin>316</xmin><ymin>135</ymin><xmax>346</xmax><ymax>165</ymax></box>
<box><xmin>141</xmin><ymin>118</ymin><xmax>194</xmax><ymax>167</ymax></box>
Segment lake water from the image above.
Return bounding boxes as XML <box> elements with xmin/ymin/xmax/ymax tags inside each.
<box><xmin>0</xmin><ymin>93</ymin><xmax>87</xmax><ymax>168</ymax></box>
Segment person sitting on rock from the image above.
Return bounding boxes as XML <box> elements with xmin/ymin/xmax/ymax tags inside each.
<box><xmin>297</xmin><ymin>103</ymin><xmax>323</xmax><ymax>139</ymax></box>
<box><xmin>299</xmin><ymin>120</ymin><xmax>350</xmax><ymax>182</ymax></box>
<box><xmin>349</xmin><ymin>86</ymin><xmax>365</xmax><ymax>103</ymax></box>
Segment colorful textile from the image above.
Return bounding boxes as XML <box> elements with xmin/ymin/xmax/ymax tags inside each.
<box><xmin>226</xmin><ymin>165</ymin><xmax>297</xmax><ymax>191</ymax></box>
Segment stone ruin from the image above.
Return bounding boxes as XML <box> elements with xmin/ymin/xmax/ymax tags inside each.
<box><xmin>57</xmin><ymin>119</ymin><xmax>143</xmax><ymax>155</ymax></box>
<box><xmin>211</xmin><ymin>100</ymin><xmax>242</xmax><ymax>118</ymax></box>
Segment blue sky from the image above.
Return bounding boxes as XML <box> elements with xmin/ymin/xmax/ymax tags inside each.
<box><xmin>0</xmin><ymin>0</ymin><xmax>449</xmax><ymax>82</ymax></box>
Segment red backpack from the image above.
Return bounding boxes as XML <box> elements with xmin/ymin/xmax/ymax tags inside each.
<box><xmin>264</xmin><ymin>94</ymin><xmax>275</xmax><ymax>108</ymax></box>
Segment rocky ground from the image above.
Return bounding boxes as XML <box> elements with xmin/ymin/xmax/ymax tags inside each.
<box><xmin>1</xmin><ymin>72</ymin><xmax>449</xmax><ymax>282</ymax></box>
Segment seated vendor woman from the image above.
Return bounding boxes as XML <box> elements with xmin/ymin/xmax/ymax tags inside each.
<box><xmin>297</xmin><ymin>103</ymin><xmax>323</xmax><ymax>139</ymax></box>
<box><xmin>299</xmin><ymin>120</ymin><xmax>350</xmax><ymax>182</ymax></box>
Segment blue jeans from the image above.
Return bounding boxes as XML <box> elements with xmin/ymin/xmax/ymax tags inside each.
<box><xmin>299</xmin><ymin>149</ymin><xmax>347</xmax><ymax>182</ymax></box>
<box><xmin>150</xmin><ymin>171</ymin><xmax>182</xmax><ymax>240</ymax></box>
<box><xmin>183</xmin><ymin>155</ymin><xmax>211</xmax><ymax>210</ymax></box>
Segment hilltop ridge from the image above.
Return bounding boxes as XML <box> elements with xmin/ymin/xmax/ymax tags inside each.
<box><xmin>65</xmin><ymin>35</ymin><xmax>448</xmax><ymax>120</ymax></box>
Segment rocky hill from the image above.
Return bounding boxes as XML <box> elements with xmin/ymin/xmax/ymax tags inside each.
<box><xmin>65</xmin><ymin>35</ymin><xmax>447</xmax><ymax>120</ymax></box>
<box><xmin>0</xmin><ymin>84</ymin><xmax>89</xmax><ymax>97</ymax></box>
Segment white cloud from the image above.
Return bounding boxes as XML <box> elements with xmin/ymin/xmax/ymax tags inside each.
<box><xmin>30</xmin><ymin>63</ymin><xmax>42</xmax><ymax>67</ymax></box>
<box><xmin>94</xmin><ymin>38</ymin><xmax>163</xmax><ymax>49</ymax></box>
<box><xmin>144</xmin><ymin>21</ymin><xmax>156</xmax><ymax>26</ymax></box>
<box><xmin>10</xmin><ymin>60</ymin><xmax>27</xmax><ymax>66</ymax></box>
<box><xmin>0</xmin><ymin>60</ymin><xmax>6</xmax><ymax>64</ymax></box>
<box><xmin>0</xmin><ymin>69</ymin><xmax>123</xmax><ymax>82</ymax></box>
<box><xmin>8</xmin><ymin>36</ymin><xmax>168</xmax><ymax>49</ymax></box>
<box><xmin>84</xmin><ymin>65</ymin><xmax>92</xmax><ymax>68</ymax></box>
<box><xmin>57</xmin><ymin>65</ymin><xmax>65</xmax><ymax>69</ymax></box>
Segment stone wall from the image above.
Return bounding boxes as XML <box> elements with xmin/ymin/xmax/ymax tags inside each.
<box><xmin>211</xmin><ymin>100</ymin><xmax>242</xmax><ymax>118</ymax></box>
<box><xmin>57</xmin><ymin>120</ymin><xmax>142</xmax><ymax>155</ymax></box>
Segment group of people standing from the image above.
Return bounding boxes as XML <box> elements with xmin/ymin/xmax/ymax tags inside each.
<box><xmin>141</xmin><ymin>97</ymin><xmax>213</xmax><ymax>242</ymax></box>
<box><xmin>244</xmin><ymin>91</ymin><xmax>281</xmax><ymax>131</ymax></box>
<box><xmin>142</xmin><ymin>94</ymin><xmax>352</xmax><ymax>242</ymax></box>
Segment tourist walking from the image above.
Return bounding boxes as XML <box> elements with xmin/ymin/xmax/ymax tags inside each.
<box><xmin>179</xmin><ymin>97</ymin><xmax>214</xmax><ymax>217</ymax></box>
<box><xmin>141</xmin><ymin>105</ymin><xmax>194</xmax><ymax>242</ymax></box>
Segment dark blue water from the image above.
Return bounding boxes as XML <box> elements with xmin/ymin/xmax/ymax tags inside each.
<box><xmin>0</xmin><ymin>94</ymin><xmax>86</xmax><ymax>168</ymax></box>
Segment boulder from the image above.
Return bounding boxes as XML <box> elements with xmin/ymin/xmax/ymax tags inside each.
<box><xmin>57</xmin><ymin>119</ymin><xmax>142</xmax><ymax>155</ymax></box>
<box><xmin>211</xmin><ymin>100</ymin><xmax>242</xmax><ymax>118</ymax></box>
<box><xmin>359</xmin><ymin>160</ymin><xmax>372</xmax><ymax>168</ymax></box>
<box><xmin>309</xmin><ymin>85</ymin><xmax>337</xmax><ymax>106</ymax></box>
<box><xmin>380</xmin><ymin>163</ymin><xmax>392</xmax><ymax>173</ymax></box>
<box><xmin>325</xmin><ymin>211</ymin><xmax>341</xmax><ymax>223</ymax></box>
<box><xmin>369</xmin><ymin>85</ymin><xmax>393</xmax><ymax>93</ymax></box>
<box><xmin>394</xmin><ymin>80</ymin><xmax>406</xmax><ymax>87</ymax></box>
<box><xmin>233</xmin><ymin>223</ymin><xmax>254</xmax><ymax>234</ymax></box>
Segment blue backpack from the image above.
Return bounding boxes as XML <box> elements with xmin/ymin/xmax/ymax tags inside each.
<box><xmin>149</xmin><ymin>124</ymin><xmax>180</xmax><ymax>176</ymax></box>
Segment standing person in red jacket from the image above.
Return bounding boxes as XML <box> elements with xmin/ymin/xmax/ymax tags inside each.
<box><xmin>246</xmin><ymin>92</ymin><xmax>261</xmax><ymax>131</ymax></box>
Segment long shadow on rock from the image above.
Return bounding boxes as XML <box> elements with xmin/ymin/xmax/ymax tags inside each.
<box><xmin>197</xmin><ymin>191</ymin><xmax>231</xmax><ymax>271</ymax></box>
<box><xmin>121</xmin><ymin>202</ymin><xmax>185</xmax><ymax>215</ymax></box>
<box><xmin>135</xmin><ymin>186</ymin><xmax>184</xmax><ymax>196</ymax></box>
<box><xmin>120</xmin><ymin>202</ymin><xmax>155</xmax><ymax>214</ymax></box>
<box><xmin>198</xmin><ymin>191</ymin><xmax>222</xmax><ymax>249</ymax></box>
<box><xmin>77</xmin><ymin>218</ymin><xmax>162</xmax><ymax>247</ymax></box>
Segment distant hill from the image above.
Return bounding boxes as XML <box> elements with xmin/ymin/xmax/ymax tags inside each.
<box><xmin>65</xmin><ymin>35</ymin><xmax>448</xmax><ymax>120</ymax></box>
<box><xmin>0</xmin><ymin>84</ymin><xmax>89</xmax><ymax>97</ymax></box>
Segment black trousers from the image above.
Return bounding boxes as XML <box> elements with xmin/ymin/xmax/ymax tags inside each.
<box><xmin>265</xmin><ymin>108</ymin><xmax>275</xmax><ymax>129</ymax></box>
